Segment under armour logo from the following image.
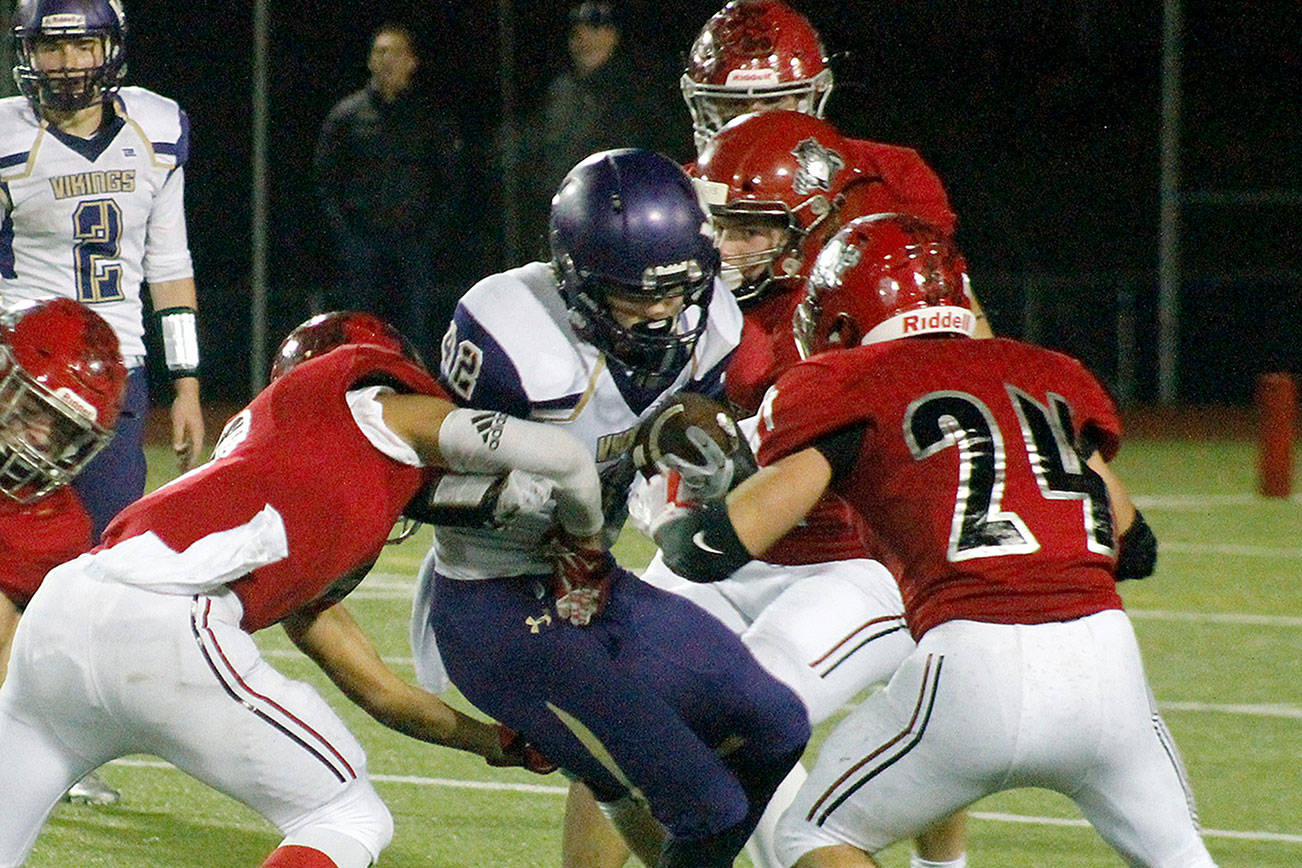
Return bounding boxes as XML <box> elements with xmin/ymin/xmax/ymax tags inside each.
<box><xmin>526</xmin><ymin>612</ymin><xmax>552</xmax><ymax>633</ymax></box>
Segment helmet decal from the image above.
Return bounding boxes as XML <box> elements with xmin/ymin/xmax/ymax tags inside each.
<box><xmin>808</xmin><ymin>230</ymin><xmax>861</xmax><ymax>289</ymax></box>
<box><xmin>790</xmin><ymin>136</ymin><xmax>845</xmax><ymax>195</ymax></box>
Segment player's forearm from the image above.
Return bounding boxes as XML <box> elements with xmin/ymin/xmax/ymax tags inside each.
<box><xmin>148</xmin><ymin>276</ymin><xmax>198</xmax><ymax>311</ymax></box>
<box><xmin>1087</xmin><ymin>451</ymin><xmax>1136</xmax><ymax>533</ymax></box>
<box><xmin>150</xmin><ymin>278</ymin><xmax>202</xmax><ymax>383</ymax></box>
<box><xmin>658</xmin><ymin>448</ymin><xmax>832</xmax><ymax>583</ymax></box>
<box><xmin>726</xmin><ymin>448</ymin><xmax>832</xmax><ymax>554</ymax></box>
<box><xmin>437</xmin><ymin>410</ymin><xmax>605</xmax><ymax>536</ymax></box>
<box><xmin>284</xmin><ymin>605</ymin><xmax>495</xmax><ymax>754</ymax></box>
<box><xmin>172</xmin><ymin>376</ymin><xmax>200</xmax><ymax>402</ymax></box>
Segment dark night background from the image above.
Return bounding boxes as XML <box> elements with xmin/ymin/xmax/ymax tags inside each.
<box><xmin>39</xmin><ymin>0</ymin><xmax>1302</xmax><ymax>405</ymax></box>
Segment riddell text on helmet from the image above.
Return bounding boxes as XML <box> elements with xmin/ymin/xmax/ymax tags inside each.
<box><xmin>902</xmin><ymin>309</ymin><xmax>973</xmax><ymax>334</ymax></box>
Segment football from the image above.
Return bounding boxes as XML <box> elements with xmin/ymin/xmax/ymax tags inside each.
<box><xmin>631</xmin><ymin>392</ymin><xmax>744</xmax><ymax>481</ymax></box>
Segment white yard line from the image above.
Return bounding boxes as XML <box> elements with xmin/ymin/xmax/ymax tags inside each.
<box><xmin>1135</xmin><ymin>493</ymin><xmax>1302</xmax><ymax>509</ymax></box>
<box><xmin>1159</xmin><ymin>541</ymin><xmax>1302</xmax><ymax>559</ymax></box>
<box><xmin>1128</xmin><ymin>609</ymin><xmax>1302</xmax><ymax>628</ymax></box>
<box><xmin>106</xmin><ymin>758</ymin><xmax>1302</xmax><ymax>846</ymax></box>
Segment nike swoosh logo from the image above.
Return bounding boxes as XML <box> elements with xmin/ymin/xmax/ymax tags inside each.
<box><xmin>692</xmin><ymin>531</ymin><xmax>724</xmax><ymax>555</ymax></box>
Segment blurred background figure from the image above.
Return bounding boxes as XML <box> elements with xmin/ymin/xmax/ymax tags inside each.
<box><xmin>314</xmin><ymin>21</ymin><xmax>469</xmax><ymax>360</ymax></box>
<box><xmin>510</xmin><ymin>2</ymin><xmax>672</xmax><ymax>258</ymax></box>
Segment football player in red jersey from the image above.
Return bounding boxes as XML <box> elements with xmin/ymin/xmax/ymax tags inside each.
<box><xmin>646</xmin><ymin>215</ymin><xmax>1216</xmax><ymax>868</ymax></box>
<box><xmin>680</xmin><ymin>0</ymin><xmax>834</xmax><ymax>156</ymax></box>
<box><xmin>0</xmin><ymin>298</ymin><xmax>128</xmax><ymax>806</ymax></box>
<box><xmin>679</xmin><ymin>0</ymin><xmax>993</xmax><ymax>338</ymax></box>
<box><xmin>0</xmin><ymin>297</ymin><xmax>125</xmax><ymax>674</ymax></box>
<box><xmin>0</xmin><ymin>310</ymin><xmax>605</xmax><ymax>868</ymax></box>
<box><xmin>697</xmin><ymin>109</ymin><xmax>962</xmax><ymax>414</ymax></box>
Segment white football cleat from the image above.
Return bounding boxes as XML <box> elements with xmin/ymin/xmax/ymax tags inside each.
<box><xmin>64</xmin><ymin>771</ymin><xmax>121</xmax><ymax>806</ymax></box>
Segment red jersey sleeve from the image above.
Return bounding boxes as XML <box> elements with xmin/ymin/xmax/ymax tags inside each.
<box><xmin>1062</xmin><ymin>355</ymin><xmax>1121</xmax><ymax>461</ymax></box>
<box><xmin>756</xmin><ymin>355</ymin><xmax>871</xmax><ymax>466</ymax></box>
<box><xmin>0</xmin><ymin>488</ymin><xmax>93</xmax><ymax>607</ymax></box>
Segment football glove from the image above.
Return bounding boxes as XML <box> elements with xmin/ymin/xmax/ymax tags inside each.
<box><xmin>662</xmin><ymin>424</ymin><xmax>737</xmax><ymax>501</ymax></box>
<box><xmin>542</xmin><ymin>531</ymin><xmax>615</xmax><ymax>626</ymax></box>
<box><xmin>627</xmin><ymin>468</ymin><xmax>695</xmax><ymax>539</ymax></box>
<box><xmin>491</xmin><ymin>723</ymin><xmax>558</xmax><ymax>775</ymax></box>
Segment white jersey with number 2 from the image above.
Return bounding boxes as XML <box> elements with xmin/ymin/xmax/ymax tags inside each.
<box><xmin>0</xmin><ymin>86</ymin><xmax>194</xmax><ymax>358</ymax></box>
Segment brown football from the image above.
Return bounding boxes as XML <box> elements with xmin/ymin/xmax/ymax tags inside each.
<box><xmin>631</xmin><ymin>392</ymin><xmax>743</xmax><ymax>479</ymax></box>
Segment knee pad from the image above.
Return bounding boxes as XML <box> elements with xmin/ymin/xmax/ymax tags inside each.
<box><xmin>280</xmin><ymin>779</ymin><xmax>393</xmax><ymax>867</ymax></box>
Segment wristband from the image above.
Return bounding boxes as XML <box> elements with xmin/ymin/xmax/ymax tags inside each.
<box><xmin>403</xmin><ymin>473</ymin><xmax>506</xmax><ymax>527</ymax></box>
<box><xmin>156</xmin><ymin>306</ymin><xmax>200</xmax><ymax>379</ymax></box>
<box><xmin>1115</xmin><ymin>510</ymin><xmax>1157</xmax><ymax>580</ymax></box>
<box><xmin>658</xmin><ymin>499</ymin><xmax>752</xmax><ymax>583</ymax></box>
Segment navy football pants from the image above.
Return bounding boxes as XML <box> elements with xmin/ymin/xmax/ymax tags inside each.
<box><xmin>72</xmin><ymin>367</ymin><xmax>148</xmax><ymax>541</ymax></box>
<box><xmin>428</xmin><ymin>566</ymin><xmax>810</xmax><ymax>842</ymax></box>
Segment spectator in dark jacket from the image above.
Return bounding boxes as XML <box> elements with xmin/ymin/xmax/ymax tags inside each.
<box><xmin>314</xmin><ymin>23</ymin><xmax>468</xmax><ymax>357</ymax></box>
<box><xmin>513</xmin><ymin>3</ymin><xmax>670</xmax><ymax>256</ymax></box>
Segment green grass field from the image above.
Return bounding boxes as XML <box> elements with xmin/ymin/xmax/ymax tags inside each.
<box><xmin>21</xmin><ymin>437</ymin><xmax>1302</xmax><ymax>866</ymax></box>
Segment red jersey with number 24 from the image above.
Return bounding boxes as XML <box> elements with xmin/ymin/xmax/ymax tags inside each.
<box><xmin>757</xmin><ymin>337</ymin><xmax>1124</xmax><ymax>640</ymax></box>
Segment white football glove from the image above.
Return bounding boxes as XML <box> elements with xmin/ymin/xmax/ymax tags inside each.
<box><xmin>493</xmin><ymin>469</ymin><xmax>555</xmax><ymax>524</ymax></box>
<box><xmin>626</xmin><ymin>469</ymin><xmax>695</xmax><ymax>541</ymax></box>
<box><xmin>660</xmin><ymin>424</ymin><xmax>736</xmax><ymax>501</ymax></box>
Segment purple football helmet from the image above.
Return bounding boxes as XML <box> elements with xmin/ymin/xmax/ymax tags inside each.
<box><xmin>12</xmin><ymin>0</ymin><xmax>127</xmax><ymax>113</ymax></box>
<box><xmin>550</xmin><ymin>149</ymin><xmax>719</xmax><ymax>389</ymax></box>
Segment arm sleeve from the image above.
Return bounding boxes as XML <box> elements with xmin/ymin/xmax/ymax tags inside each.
<box><xmin>347</xmin><ymin>385</ymin><xmax>424</xmax><ymax>467</ymax></box>
<box><xmin>1069</xmin><ymin>358</ymin><xmax>1122</xmax><ymax>461</ymax></box>
<box><xmin>438</xmin><ymin>408</ymin><xmax>604</xmax><ymax>537</ymax></box>
<box><xmin>756</xmin><ymin>359</ymin><xmax>868</xmax><ymax>467</ymax></box>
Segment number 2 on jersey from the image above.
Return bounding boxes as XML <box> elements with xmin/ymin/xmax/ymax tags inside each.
<box><xmin>905</xmin><ymin>386</ymin><xmax>1114</xmax><ymax>563</ymax></box>
<box><xmin>72</xmin><ymin>199</ymin><xmax>125</xmax><ymax>303</ymax></box>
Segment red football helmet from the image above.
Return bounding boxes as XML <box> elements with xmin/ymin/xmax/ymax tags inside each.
<box><xmin>269</xmin><ymin>311</ymin><xmax>425</xmax><ymax>381</ymax></box>
<box><xmin>696</xmin><ymin>110</ymin><xmax>863</xmax><ymax>304</ymax></box>
<box><xmin>0</xmin><ymin>298</ymin><xmax>126</xmax><ymax>503</ymax></box>
<box><xmin>793</xmin><ymin>214</ymin><xmax>974</xmax><ymax>359</ymax></box>
<box><xmin>681</xmin><ymin>0</ymin><xmax>833</xmax><ymax>154</ymax></box>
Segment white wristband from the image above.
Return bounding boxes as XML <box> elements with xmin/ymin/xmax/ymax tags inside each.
<box><xmin>437</xmin><ymin>409</ymin><xmax>604</xmax><ymax>537</ymax></box>
<box><xmin>157</xmin><ymin>306</ymin><xmax>200</xmax><ymax>378</ymax></box>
